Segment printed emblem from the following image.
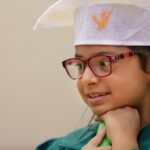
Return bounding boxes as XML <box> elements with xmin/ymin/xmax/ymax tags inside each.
<box><xmin>92</xmin><ymin>10</ymin><xmax>112</xmax><ymax>30</ymax></box>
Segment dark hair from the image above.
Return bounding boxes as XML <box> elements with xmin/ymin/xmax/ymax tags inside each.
<box><xmin>128</xmin><ymin>46</ymin><xmax>150</xmax><ymax>73</ymax></box>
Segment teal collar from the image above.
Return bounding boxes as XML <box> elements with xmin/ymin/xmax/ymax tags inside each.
<box><xmin>59</xmin><ymin>122</ymin><xmax>99</xmax><ymax>149</ymax></box>
<box><xmin>138</xmin><ymin>124</ymin><xmax>150</xmax><ymax>145</ymax></box>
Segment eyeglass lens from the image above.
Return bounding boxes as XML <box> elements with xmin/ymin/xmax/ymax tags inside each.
<box><xmin>65</xmin><ymin>56</ymin><xmax>111</xmax><ymax>79</ymax></box>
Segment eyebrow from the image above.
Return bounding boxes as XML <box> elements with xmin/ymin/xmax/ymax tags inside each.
<box><xmin>75</xmin><ymin>54</ymin><xmax>84</xmax><ymax>58</ymax></box>
<box><xmin>75</xmin><ymin>51</ymin><xmax>117</xmax><ymax>58</ymax></box>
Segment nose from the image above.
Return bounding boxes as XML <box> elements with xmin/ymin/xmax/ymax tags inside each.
<box><xmin>81</xmin><ymin>66</ymin><xmax>99</xmax><ymax>85</ymax></box>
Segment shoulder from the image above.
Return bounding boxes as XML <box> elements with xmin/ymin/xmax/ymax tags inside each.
<box><xmin>35</xmin><ymin>122</ymin><xmax>99</xmax><ymax>150</ymax></box>
<box><xmin>138</xmin><ymin>124</ymin><xmax>150</xmax><ymax>150</ymax></box>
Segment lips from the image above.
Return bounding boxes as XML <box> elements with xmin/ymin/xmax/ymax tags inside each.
<box><xmin>88</xmin><ymin>92</ymin><xmax>110</xmax><ymax>98</ymax></box>
<box><xmin>86</xmin><ymin>92</ymin><xmax>110</xmax><ymax>103</ymax></box>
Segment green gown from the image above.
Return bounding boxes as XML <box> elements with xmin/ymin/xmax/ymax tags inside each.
<box><xmin>35</xmin><ymin>122</ymin><xmax>150</xmax><ymax>150</ymax></box>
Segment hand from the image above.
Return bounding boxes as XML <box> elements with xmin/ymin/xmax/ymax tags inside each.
<box><xmin>81</xmin><ymin>127</ymin><xmax>112</xmax><ymax>150</ymax></box>
<box><xmin>96</xmin><ymin>107</ymin><xmax>140</xmax><ymax>150</ymax></box>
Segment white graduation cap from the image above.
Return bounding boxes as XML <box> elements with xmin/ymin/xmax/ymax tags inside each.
<box><xmin>33</xmin><ymin>0</ymin><xmax>150</xmax><ymax>46</ymax></box>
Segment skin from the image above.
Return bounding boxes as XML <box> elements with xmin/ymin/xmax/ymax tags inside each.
<box><xmin>75</xmin><ymin>45</ymin><xmax>150</xmax><ymax>150</ymax></box>
<box><xmin>82</xmin><ymin>127</ymin><xmax>112</xmax><ymax>150</ymax></box>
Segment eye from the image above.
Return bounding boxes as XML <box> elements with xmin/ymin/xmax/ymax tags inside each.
<box><xmin>75</xmin><ymin>63</ymin><xmax>84</xmax><ymax>70</ymax></box>
<box><xmin>99</xmin><ymin>59</ymin><xmax>110</xmax><ymax>67</ymax></box>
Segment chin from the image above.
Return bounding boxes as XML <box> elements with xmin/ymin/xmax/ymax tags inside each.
<box><xmin>90</xmin><ymin>105</ymin><xmax>115</xmax><ymax>116</ymax></box>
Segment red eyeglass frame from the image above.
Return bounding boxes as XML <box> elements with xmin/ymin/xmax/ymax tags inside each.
<box><xmin>62</xmin><ymin>51</ymin><xmax>136</xmax><ymax>80</ymax></box>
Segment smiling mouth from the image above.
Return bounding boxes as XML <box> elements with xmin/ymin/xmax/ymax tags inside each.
<box><xmin>87</xmin><ymin>92</ymin><xmax>110</xmax><ymax>103</ymax></box>
<box><xmin>88</xmin><ymin>92</ymin><xmax>110</xmax><ymax>98</ymax></box>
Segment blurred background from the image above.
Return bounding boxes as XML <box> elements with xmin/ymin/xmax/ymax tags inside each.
<box><xmin>0</xmin><ymin>0</ymin><xmax>92</xmax><ymax>150</ymax></box>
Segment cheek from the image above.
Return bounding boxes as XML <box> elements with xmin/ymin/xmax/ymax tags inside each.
<box><xmin>76</xmin><ymin>80</ymin><xmax>87</xmax><ymax>104</ymax></box>
<box><xmin>109</xmin><ymin>69</ymin><xmax>149</xmax><ymax>107</ymax></box>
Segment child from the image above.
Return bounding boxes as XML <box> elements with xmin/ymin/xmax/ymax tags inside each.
<box><xmin>34</xmin><ymin>0</ymin><xmax>150</xmax><ymax>149</ymax></box>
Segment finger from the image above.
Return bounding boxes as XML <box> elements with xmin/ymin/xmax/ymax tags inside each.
<box><xmin>82</xmin><ymin>145</ymin><xmax>112</xmax><ymax>150</ymax></box>
<box><xmin>99</xmin><ymin>146</ymin><xmax>112</xmax><ymax>150</ymax></box>
<box><xmin>88</xmin><ymin>127</ymin><xmax>106</xmax><ymax>147</ymax></box>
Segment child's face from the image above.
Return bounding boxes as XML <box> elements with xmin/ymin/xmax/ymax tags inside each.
<box><xmin>76</xmin><ymin>45</ymin><xmax>150</xmax><ymax>115</ymax></box>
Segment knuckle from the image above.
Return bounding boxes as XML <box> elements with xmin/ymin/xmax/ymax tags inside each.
<box><xmin>125</xmin><ymin>106</ymin><xmax>131</xmax><ymax>110</ymax></box>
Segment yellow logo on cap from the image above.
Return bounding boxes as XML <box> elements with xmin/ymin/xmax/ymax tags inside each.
<box><xmin>92</xmin><ymin>10</ymin><xmax>112</xmax><ymax>30</ymax></box>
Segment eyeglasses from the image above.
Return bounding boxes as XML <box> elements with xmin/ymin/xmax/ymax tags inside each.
<box><xmin>62</xmin><ymin>51</ymin><xmax>136</xmax><ymax>80</ymax></box>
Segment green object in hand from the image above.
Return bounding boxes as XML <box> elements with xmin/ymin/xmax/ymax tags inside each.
<box><xmin>97</xmin><ymin>121</ymin><xmax>111</xmax><ymax>146</ymax></box>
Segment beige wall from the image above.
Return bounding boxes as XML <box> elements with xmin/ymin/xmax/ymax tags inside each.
<box><xmin>0</xmin><ymin>1</ymin><xmax>92</xmax><ymax>150</ymax></box>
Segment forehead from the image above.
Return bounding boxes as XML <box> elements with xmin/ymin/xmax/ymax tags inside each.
<box><xmin>75</xmin><ymin>45</ymin><xmax>131</xmax><ymax>57</ymax></box>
